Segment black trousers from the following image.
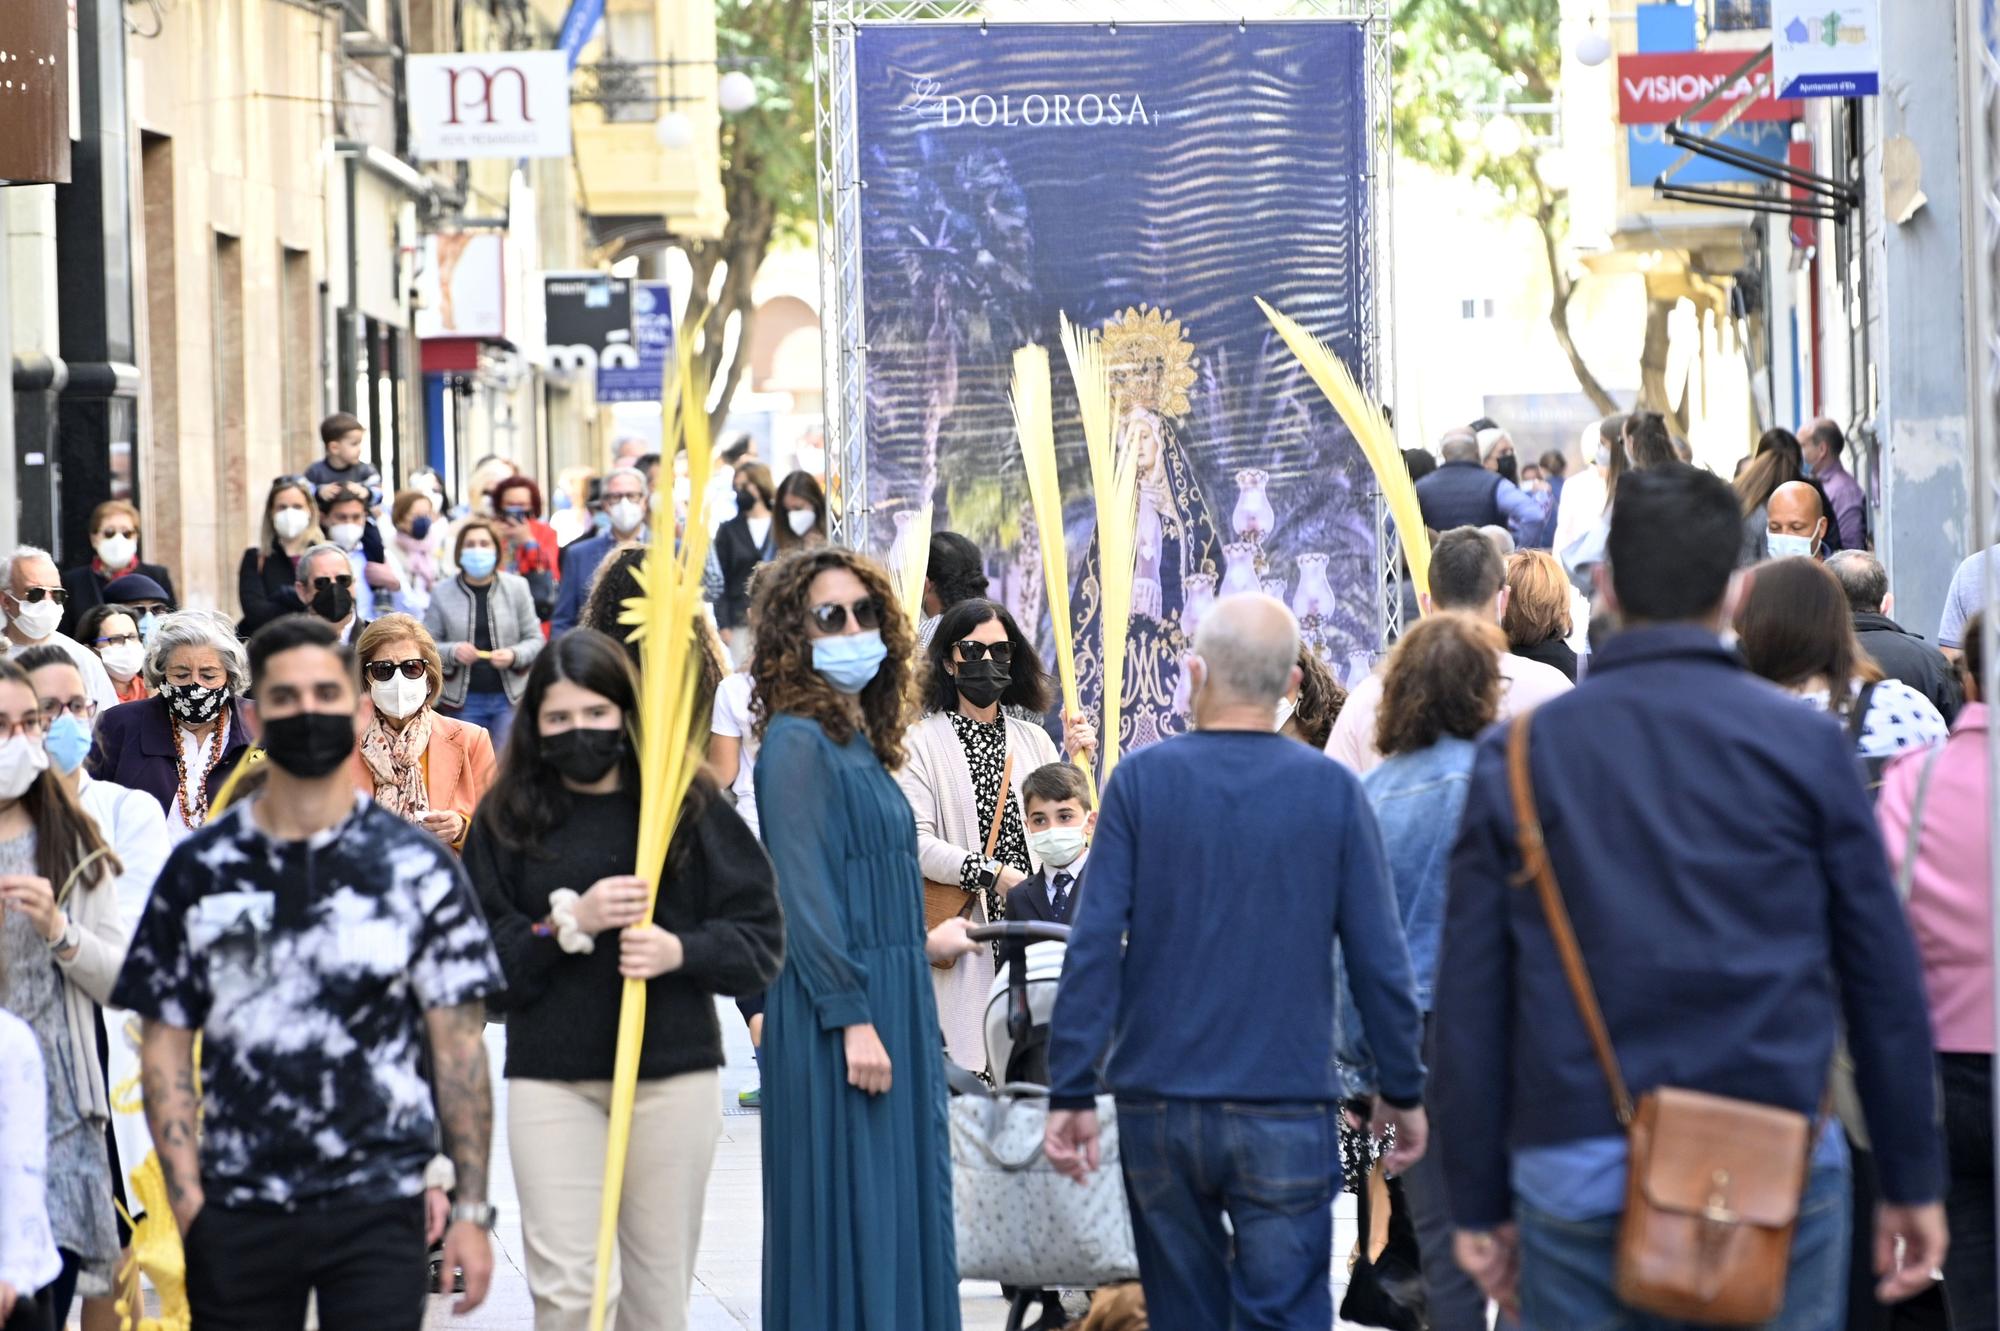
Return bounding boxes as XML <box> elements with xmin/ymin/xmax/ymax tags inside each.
<box><xmin>185</xmin><ymin>1196</ymin><xmax>427</xmax><ymax>1331</ymax></box>
<box><xmin>1941</xmin><ymin>1053</ymin><xmax>1996</xmax><ymax>1331</ymax></box>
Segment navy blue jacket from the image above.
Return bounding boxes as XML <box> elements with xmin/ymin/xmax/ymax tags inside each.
<box><xmin>1432</xmin><ymin>626</ymin><xmax>1944</xmax><ymax>1229</ymax></box>
<box><xmin>1047</xmin><ymin>730</ymin><xmax>1425</xmax><ymax>1111</ymax></box>
<box><xmin>1417</xmin><ymin>460</ymin><xmax>1507</xmax><ymax>531</ymax></box>
<box><xmin>550</xmin><ymin>533</ymin><xmax>616</xmax><ymax>636</ymax></box>
<box><xmin>91</xmin><ymin>695</ymin><xmax>254</xmax><ymax>819</ymax></box>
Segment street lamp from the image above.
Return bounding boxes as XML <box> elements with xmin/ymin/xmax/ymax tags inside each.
<box><xmin>717</xmin><ymin>70</ymin><xmax>757</xmax><ymax>115</ymax></box>
<box><xmin>654</xmin><ymin>111</ymin><xmax>695</xmax><ymax>149</ymax></box>
<box><xmin>1575</xmin><ymin>22</ymin><xmax>1613</xmax><ymax>67</ymax></box>
<box><xmin>1481</xmin><ymin>114</ymin><xmax>1526</xmax><ymax>159</ymax></box>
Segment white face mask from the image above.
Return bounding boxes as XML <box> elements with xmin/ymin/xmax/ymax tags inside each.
<box><xmin>1275</xmin><ymin>695</ymin><xmax>1296</xmax><ymax>731</ymax></box>
<box><xmin>96</xmin><ymin>535</ymin><xmax>137</xmax><ymax>568</ymax></box>
<box><xmin>273</xmin><ymin>508</ymin><xmax>311</xmax><ymax>541</ymax></box>
<box><xmin>0</xmin><ymin>734</ymin><xmax>49</xmax><ymax>801</ymax></box>
<box><xmin>607</xmin><ymin>498</ymin><xmax>646</xmax><ymax>534</ymax></box>
<box><xmin>787</xmin><ymin>509</ymin><xmax>817</xmax><ymax>538</ymax></box>
<box><xmin>100</xmin><ymin>641</ymin><xmax>146</xmax><ymax>682</ymax></box>
<box><xmin>6</xmin><ymin>596</ymin><xmax>63</xmax><ymax>642</ymax></box>
<box><xmin>1767</xmin><ymin>531</ymin><xmax>1818</xmax><ymax>560</ymax></box>
<box><xmin>328</xmin><ymin>522</ymin><xmax>365</xmax><ymax>550</ymax></box>
<box><xmin>370</xmin><ymin>672</ymin><xmax>431</xmax><ymax>720</ymax></box>
<box><xmin>1027</xmin><ymin>825</ymin><xmax>1088</xmax><ymax>869</ymax></box>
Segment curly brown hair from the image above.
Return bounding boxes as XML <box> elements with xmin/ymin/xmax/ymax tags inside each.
<box><xmin>749</xmin><ymin>546</ymin><xmax>918</xmax><ymax>769</ymax></box>
<box><xmin>1374</xmin><ymin>613</ymin><xmax>1507</xmax><ymax>757</ymax></box>
<box><xmin>1284</xmin><ymin>646</ymin><xmax>1346</xmax><ymax>751</ymax></box>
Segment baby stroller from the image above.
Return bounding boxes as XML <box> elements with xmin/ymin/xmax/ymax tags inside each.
<box><xmin>945</xmin><ymin>921</ymin><xmax>1139</xmax><ymax>1331</ymax></box>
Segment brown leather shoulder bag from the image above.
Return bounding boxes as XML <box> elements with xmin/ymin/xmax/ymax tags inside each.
<box><xmin>1506</xmin><ymin>714</ymin><xmax>1812</xmax><ymax>1326</ymax></box>
<box><xmin>923</xmin><ymin>748</ymin><xmax>1013</xmax><ymax>971</ymax></box>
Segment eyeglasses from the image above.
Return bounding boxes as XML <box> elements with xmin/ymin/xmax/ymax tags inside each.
<box><xmin>11</xmin><ymin>587</ymin><xmax>67</xmax><ymax>606</ymax></box>
<box><xmin>270</xmin><ymin>474</ymin><xmax>310</xmax><ymax>490</ymax></box>
<box><xmin>311</xmin><ymin>574</ymin><xmax>356</xmax><ymax>592</ymax></box>
<box><xmin>952</xmin><ymin>639</ymin><xmax>1014</xmax><ymax>665</ymax></box>
<box><xmin>809</xmin><ymin>597</ymin><xmax>883</xmax><ymax>634</ymax></box>
<box><xmin>94</xmin><ymin>633</ymin><xmax>140</xmax><ymax>648</ymax></box>
<box><xmin>0</xmin><ymin>718</ymin><xmax>44</xmax><ymax>741</ymax></box>
<box><xmin>364</xmin><ymin>658</ymin><xmax>428</xmax><ymax>683</ymax></box>
<box><xmin>37</xmin><ymin>699</ymin><xmax>95</xmax><ymax>725</ymax></box>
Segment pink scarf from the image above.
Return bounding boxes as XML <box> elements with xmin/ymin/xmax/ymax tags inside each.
<box><xmin>360</xmin><ymin>711</ymin><xmax>432</xmax><ymax>819</ymax></box>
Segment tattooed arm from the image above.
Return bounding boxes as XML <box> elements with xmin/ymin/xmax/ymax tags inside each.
<box><xmin>139</xmin><ymin>1020</ymin><xmax>202</xmax><ymax>1233</ymax></box>
<box><xmin>424</xmin><ymin>999</ymin><xmax>494</xmax><ymax>1314</ymax></box>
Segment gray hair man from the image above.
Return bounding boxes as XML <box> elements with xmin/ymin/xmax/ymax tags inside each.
<box><xmin>1418</xmin><ymin>428</ymin><xmax>1548</xmax><ymax>536</ymax></box>
<box><xmin>551</xmin><ymin>466</ymin><xmax>651</xmax><ymax>637</ymax></box>
<box><xmin>1827</xmin><ymin>550</ymin><xmax>1961</xmax><ymax>722</ymax></box>
<box><xmin>295</xmin><ymin>543</ymin><xmax>363</xmax><ymax>643</ymax></box>
<box><xmin>1043</xmin><ymin>593</ymin><xmax>1429</xmax><ymax>1329</ymax></box>
<box><xmin>5</xmin><ymin>545</ymin><xmax>119</xmax><ymax>711</ymax></box>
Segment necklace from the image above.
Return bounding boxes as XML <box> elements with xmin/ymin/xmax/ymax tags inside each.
<box><xmin>173</xmin><ymin>711</ymin><xmax>231</xmax><ymax>829</ymax></box>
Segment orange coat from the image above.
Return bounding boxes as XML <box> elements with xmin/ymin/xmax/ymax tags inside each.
<box><xmin>349</xmin><ymin>713</ymin><xmax>498</xmax><ymax>850</ymax></box>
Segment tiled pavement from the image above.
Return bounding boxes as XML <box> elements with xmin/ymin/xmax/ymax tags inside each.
<box><xmin>420</xmin><ymin>1003</ymin><xmax>1368</xmax><ymax>1330</ymax></box>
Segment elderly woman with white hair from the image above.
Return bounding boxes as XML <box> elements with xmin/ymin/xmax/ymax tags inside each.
<box><xmin>91</xmin><ymin>609</ymin><xmax>254</xmax><ymax>840</ymax></box>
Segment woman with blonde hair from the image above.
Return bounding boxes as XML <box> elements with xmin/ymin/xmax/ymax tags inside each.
<box><xmin>59</xmin><ymin>500</ymin><xmax>178</xmax><ymax>641</ymax></box>
<box><xmin>1502</xmin><ymin>549</ymin><xmax>1578</xmax><ymax>682</ymax></box>
<box><xmin>237</xmin><ymin>477</ymin><xmax>326</xmax><ymax>635</ymax></box>
<box><xmin>349</xmin><ymin>614</ymin><xmax>496</xmax><ymax>850</ymax></box>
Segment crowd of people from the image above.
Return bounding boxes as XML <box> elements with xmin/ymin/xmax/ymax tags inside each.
<box><xmin>0</xmin><ymin>403</ymin><xmax>1991</xmax><ymax>1331</ymax></box>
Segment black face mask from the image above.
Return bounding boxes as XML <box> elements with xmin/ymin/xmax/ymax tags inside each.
<box><xmin>544</xmin><ymin>727</ymin><xmax>625</xmax><ymax>784</ymax></box>
<box><xmin>261</xmin><ymin>711</ymin><xmax>356</xmax><ymax>778</ymax></box>
<box><xmin>737</xmin><ymin>488</ymin><xmax>760</xmax><ymax>515</ymax></box>
<box><xmin>310</xmin><ymin>582</ymin><xmax>354</xmax><ymax>624</ymax></box>
<box><xmin>1495</xmin><ymin>454</ymin><xmax>1520</xmax><ymax>485</ymax></box>
<box><xmin>952</xmin><ymin>658</ymin><xmax>1011</xmax><ymax>709</ymax></box>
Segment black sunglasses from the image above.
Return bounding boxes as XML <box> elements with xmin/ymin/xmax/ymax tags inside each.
<box><xmin>14</xmin><ymin>587</ymin><xmax>67</xmax><ymax>606</ymax></box>
<box><xmin>809</xmin><ymin>597</ymin><xmax>882</xmax><ymax>634</ymax></box>
<box><xmin>364</xmin><ymin>658</ymin><xmax>428</xmax><ymax>683</ymax></box>
<box><xmin>311</xmin><ymin>574</ymin><xmax>356</xmax><ymax>592</ymax></box>
<box><xmin>952</xmin><ymin>639</ymin><xmax>1013</xmax><ymax>665</ymax></box>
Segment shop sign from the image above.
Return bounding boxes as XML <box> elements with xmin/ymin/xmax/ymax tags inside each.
<box><xmin>597</xmin><ymin>282</ymin><xmax>677</xmax><ymax>403</ymax></box>
<box><xmin>409</xmin><ymin>50</ymin><xmax>571</xmax><ymax>160</ymax></box>
<box><xmin>543</xmin><ymin>272</ymin><xmax>634</xmax><ymax>378</ymax></box>
<box><xmin>0</xmin><ymin>0</ymin><xmax>70</xmax><ymax>183</ymax></box>
<box><xmin>1617</xmin><ymin>50</ymin><xmax>1803</xmax><ymax>124</ymax></box>
<box><xmin>1772</xmin><ymin>0</ymin><xmax>1881</xmax><ymax>99</ymax></box>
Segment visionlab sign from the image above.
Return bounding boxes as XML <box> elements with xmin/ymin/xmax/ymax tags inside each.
<box><xmin>1616</xmin><ymin>50</ymin><xmax>1803</xmax><ymax>124</ymax></box>
<box><xmin>408</xmin><ymin>50</ymin><xmax>572</xmax><ymax>160</ymax></box>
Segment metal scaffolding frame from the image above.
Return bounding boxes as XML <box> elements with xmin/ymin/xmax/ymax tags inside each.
<box><xmin>811</xmin><ymin>0</ymin><xmax>1401</xmax><ymax>645</ymax></box>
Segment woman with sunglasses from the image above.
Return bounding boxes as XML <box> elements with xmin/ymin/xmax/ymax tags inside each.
<box><xmin>236</xmin><ymin>477</ymin><xmax>324</xmax><ymax>637</ymax></box>
<box><xmin>751</xmin><ymin>548</ymin><xmax>972</xmax><ymax>1331</ymax></box>
<box><xmin>348</xmin><ymin>615</ymin><xmax>496</xmax><ymax>852</ymax></box>
<box><xmin>75</xmin><ymin>606</ymin><xmax>148</xmax><ymax>705</ymax></box>
<box><xmin>898</xmin><ymin>597</ymin><xmax>1096</xmax><ymax>1072</ymax></box>
<box><xmin>16</xmin><ymin>645</ymin><xmax>170</xmax><ymax>1331</ymax></box>
<box><xmin>426</xmin><ymin>519</ymin><xmax>544</xmax><ymax>752</ymax></box>
<box><xmin>90</xmin><ymin>610</ymin><xmax>253</xmax><ymax>843</ymax></box>
<box><xmin>0</xmin><ymin>656</ymin><xmax>129</xmax><ymax>1329</ymax></box>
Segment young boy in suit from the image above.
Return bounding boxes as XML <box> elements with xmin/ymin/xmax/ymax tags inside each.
<box><xmin>1005</xmin><ymin>761</ymin><xmax>1095</xmax><ymax>933</ymax></box>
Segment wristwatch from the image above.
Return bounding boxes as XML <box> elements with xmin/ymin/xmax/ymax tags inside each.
<box><xmin>45</xmin><ymin>915</ymin><xmax>78</xmax><ymax>956</ymax></box>
<box><xmin>975</xmin><ymin>857</ymin><xmax>1001</xmax><ymax>890</ymax></box>
<box><xmin>449</xmin><ymin>1201</ymin><xmax>497</xmax><ymax>1230</ymax></box>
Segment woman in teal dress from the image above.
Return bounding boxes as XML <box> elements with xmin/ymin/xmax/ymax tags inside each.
<box><xmin>750</xmin><ymin>546</ymin><xmax>974</xmax><ymax>1329</ymax></box>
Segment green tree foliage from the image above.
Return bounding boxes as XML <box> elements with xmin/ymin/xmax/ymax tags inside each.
<box><xmin>1393</xmin><ymin>0</ymin><xmax>1620</xmax><ymax>415</ymax></box>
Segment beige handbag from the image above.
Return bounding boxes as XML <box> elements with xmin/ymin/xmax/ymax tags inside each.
<box><xmin>923</xmin><ymin>749</ymin><xmax>1012</xmax><ymax>971</ymax></box>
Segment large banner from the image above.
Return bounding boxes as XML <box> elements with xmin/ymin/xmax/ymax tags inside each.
<box><xmin>855</xmin><ymin>21</ymin><xmax>1377</xmax><ymax>747</ymax></box>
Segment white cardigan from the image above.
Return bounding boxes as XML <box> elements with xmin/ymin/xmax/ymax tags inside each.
<box><xmin>897</xmin><ymin>710</ymin><xmax>1061</xmax><ymax>1073</ymax></box>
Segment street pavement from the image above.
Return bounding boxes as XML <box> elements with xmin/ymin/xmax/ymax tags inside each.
<box><xmin>423</xmin><ymin>1002</ymin><xmax>1370</xmax><ymax>1330</ymax></box>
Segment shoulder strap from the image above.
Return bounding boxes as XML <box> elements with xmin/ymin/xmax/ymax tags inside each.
<box><xmin>1896</xmin><ymin>745</ymin><xmax>1948</xmax><ymax>902</ymax></box>
<box><xmin>985</xmin><ymin>748</ymin><xmax>1015</xmax><ymax>859</ymax></box>
<box><xmin>1506</xmin><ymin>716</ymin><xmax>1636</xmax><ymax>1126</ymax></box>
<box><xmin>1846</xmin><ymin>680</ymin><xmax>1878</xmax><ymax>749</ymax></box>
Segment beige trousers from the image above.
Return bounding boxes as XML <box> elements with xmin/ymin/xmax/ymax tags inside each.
<box><xmin>508</xmin><ymin>1071</ymin><xmax>722</xmax><ymax>1331</ymax></box>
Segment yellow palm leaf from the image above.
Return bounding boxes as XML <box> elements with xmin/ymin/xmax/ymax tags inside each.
<box><xmin>1255</xmin><ymin>298</ymin><xmax>1429</xmax><ymax>604</ymax></box>
<box><xmin>896</xmin><ymin>501</ymin><xmax>934</xmax><ymax>626</ymax></box>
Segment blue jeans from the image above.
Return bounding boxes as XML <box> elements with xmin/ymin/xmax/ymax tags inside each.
<box><xmin>1516</xmin><ymin>1163</ymin><xmax>1851</xmax><ymax>1331</ymax></box>
<box><xmin>1116</xmin><ymin>1098</ymin><xmax>1337</xmax><ymax>1331</ymax></box>
<box><xmin>443</xmin><ymin>688</ymin><xmax>514</xmax><ymax>753</ymax></box>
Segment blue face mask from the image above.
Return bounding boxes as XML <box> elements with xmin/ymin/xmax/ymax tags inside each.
<box><xmin>408</xmin><ymin>514</ymin><xmax>433</xmax><ymax>541</ymax></box>
<box><xmin>1799</xmin><ymin>458</ymin><xmax>1816</xmax><ymax>479</ymax></box>
<box><xmin>460</xmin><ymin>548</ymin><xmax>499</xmax><ymax>579</ymax></box>
<box><xmin>812</xmin><ymin>630</ymin><xmax>888</xmax><ymax>695</ymax></box>
<box><xmin>138</xmin><ymin>612</ymin><xmax>159</xmax><ymax>644</ymax></box>
<box><xmin>44</xmin><ymin>712</ymin><xmax>93</xmax><ymax>776</ymax></box>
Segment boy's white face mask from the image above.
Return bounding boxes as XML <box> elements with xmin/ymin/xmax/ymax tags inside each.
<box><xmin>1027</xmin><ymin>826</ymin><xmax>1088</xmax><ymax>869</ymax></box>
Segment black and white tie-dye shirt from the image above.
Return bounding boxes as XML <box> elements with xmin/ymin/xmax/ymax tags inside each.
<box><xmin>110</xmin><ymin>796</ymin><xmax>502</xmax><ymax>1210</ymax></box>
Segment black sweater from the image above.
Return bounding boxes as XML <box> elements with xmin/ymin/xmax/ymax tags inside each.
<box><xmin>464</xmin><ymin>788</ymin><xmax>785</xmax><ymax>1082</ymax></box>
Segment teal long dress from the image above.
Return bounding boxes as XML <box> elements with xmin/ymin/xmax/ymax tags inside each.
<box><xmin>755</xmin><ymin>713</ymin><xmax>961</xmax><ymax>1330</ymax></box>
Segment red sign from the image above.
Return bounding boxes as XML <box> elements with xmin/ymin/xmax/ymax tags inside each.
<box><xmin>1617</xmin><ymin>51</ymin><xmax>1803</xmax><ymax>125</ymax></box>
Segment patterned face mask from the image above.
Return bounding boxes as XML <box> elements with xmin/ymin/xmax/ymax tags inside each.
<box><xmin>163</xmin><ymin>682</ymin><xmax>230</xmax><ymax>727</ymax></box>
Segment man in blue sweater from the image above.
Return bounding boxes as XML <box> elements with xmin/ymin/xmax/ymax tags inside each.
<box><xmin>1435</xmin><ymin>464</ymin><xmax>1947</xmax><ymax>1324</ymax></box>
<box><xmin>1045</xmin><ymin>593</ymin><xmax>1427</xmax><ymax>1331</ymax></box>
<box><xmin>549</xmin><ymin>467</ymin><xmax>650</xmax><ymax>636</ymax></box>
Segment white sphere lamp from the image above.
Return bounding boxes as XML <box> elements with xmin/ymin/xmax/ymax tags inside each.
<box><xmin>1575</xmin><ymin>25</ymin><xmax>1613</xmax><ymax>67</ymax></box>
<box><xmin>1481</xmin><ymin>114</ymin><xmax>1526</xmax><ymax>160</ymax></box>
<box><xmin>717</xmin><ymin>70</ymin><xmax>758</xmax><ymax>114</ymax></box>
<box><xmin>654</xmin><ymin>110</ymin><xmax>696</xmax><ymax>149</ymax></box>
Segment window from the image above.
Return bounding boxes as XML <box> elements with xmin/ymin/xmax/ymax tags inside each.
<box><xmin>1709</xmin><ymin>0</ymin><xmax>1770</xmax><ymax>32</ymax></box>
